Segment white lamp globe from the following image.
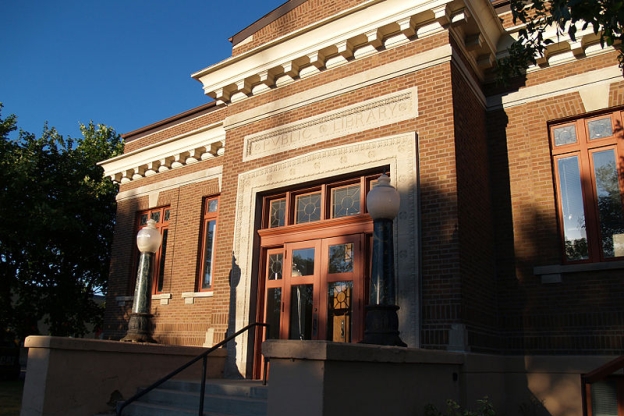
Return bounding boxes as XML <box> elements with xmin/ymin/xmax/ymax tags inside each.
<box><xmin>366</xmin><ymin>173</ymin><xmax>400</xmax><ymax>220</ymax></box>
<box><xmin>136</xmin><ymin>219</ymin><xmax>163</xmax><ymax>254</ymax></box>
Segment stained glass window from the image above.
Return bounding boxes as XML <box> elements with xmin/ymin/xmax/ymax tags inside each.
<box><xmin>295</xmin><ymin>193</ymin><xmax>321</xmax><ymax>224</ymax></box>
<box><xmin>588</xmin><ymin>118</ymin><xmax>613</xmax><ymax>140</ymax></box>
<box><xmin>268</xmin><ymin>253</ymin><xmax>283</xmax><ymax>280</ymax></box>
<box><xmin>554</xmin><ymin>125</ymin><xmax>577</xmax><ymax>146</ymax></box>
<box><xmin>270</xmin><ymin>198</ymin><xmax>286</xmax><ymax>228</ymax></box>
<box><xmin>331</xmin><ymin>185</ymin><xmax>360</xmax><ymax>218</ymax></box>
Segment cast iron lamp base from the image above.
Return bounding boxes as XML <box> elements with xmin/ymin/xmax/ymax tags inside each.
<box><xmin>360</xmin><ymin>304</ymin><xmax>407</xmax><ymax>347</ymax></box>
<box><xmin>120</xmin><ymin>312</ymin><xmax>157</xmax><ymax>343</ymax></box>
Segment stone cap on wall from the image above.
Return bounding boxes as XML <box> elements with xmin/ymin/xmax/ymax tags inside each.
<box><xmin>262</xmin><ymin>339</ymin><xmax>465</xmax><ymax>364</ymax></box>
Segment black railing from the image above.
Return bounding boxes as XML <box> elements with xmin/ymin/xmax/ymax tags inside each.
<box><xmin>116</xmin><ymin>322</ymin><xmax>270</xmax><ymax>416</ymax></box>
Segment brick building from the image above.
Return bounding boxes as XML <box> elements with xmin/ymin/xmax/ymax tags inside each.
<box><xmin>99</xmin><ymin>0</ymin><xmax>624</xmax><ymax>413</ymax></box>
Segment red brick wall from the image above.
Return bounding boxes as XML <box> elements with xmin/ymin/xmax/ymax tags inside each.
<box><xmin>233</xmin><ymin>0</ymin><xmax>367</xmax><ymax>56</ymax></box>
<box><xmin>488</xmin><ymin>62</ymin><xmax>624</xmax><ymax>354</ymax></box>
<box><xmin>123</xmin><ymin>107</ymin><xmax>226</xmax><ymax>154</ymax></box>
<box><xmin>104</xmin><ymin>29</ymin><xmax>464</xmax><ymax>346</ymax></box>
<box><xmin>104</xmin><ymin>0</ymin><xmax>624</xmax><ymax>356</ymax></box>
<box><xmin>453</xmin><ymin>62</ymin><xmax>498</xmax><ymax>353</ymax></box>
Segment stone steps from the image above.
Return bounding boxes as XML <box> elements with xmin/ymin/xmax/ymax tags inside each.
<box><xmin>116</xmin><ymin>379</ymin><xmax>268</xmax><ymax>416</ymax></box>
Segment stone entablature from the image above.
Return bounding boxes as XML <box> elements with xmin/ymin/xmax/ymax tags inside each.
<box><xmin>193</xmin><ymin>0</ymin><xmax>610</xmax><ymax>106</ymax></box>
<box><xmin>99</xmin><ymin>123</ymin><xmax>226</xmax><ymax>184</ymax></box>
<box><xmin>192</xmin><ymin>0</ymin><xmax>505</xmax><ymax>105</ymax></box>
<box><xmin>243</xmin><ymin>88</ymin><xmax>418</xmax><ymax>161</ymax></box>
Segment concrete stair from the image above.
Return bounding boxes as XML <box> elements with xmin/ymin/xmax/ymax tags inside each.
<box><xmin>117</xmin><ymin>379</ymin><xmax>268</xmax><ymax>416</ymax></box>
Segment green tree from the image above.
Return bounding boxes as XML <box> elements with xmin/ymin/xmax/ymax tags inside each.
<box><xmin>0</xmin><ymin>103</ymin><xmax>123</xmax><ymax>339</ymax></box>
<box><xmin>498</xmin><ymin>0</ymin><xmax>624</xmax><ymax>82</ymax></box>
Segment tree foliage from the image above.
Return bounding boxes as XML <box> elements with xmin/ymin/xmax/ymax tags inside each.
<box><xmin>498</xmin><ymin>0</ymin><xmax>624</xmax><ymax>82</ymax></box>
<box><xmin>0</xmin><ymin>103</ymin><xmax>123</xmax><ymax>339</ymax></box>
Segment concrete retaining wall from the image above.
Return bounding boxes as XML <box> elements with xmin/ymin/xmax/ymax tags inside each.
<box><xmin>21</xmin><ymin>336</ymin><xmax>226</xmax><ymax>416</ymax></box>
<box><xmin>262</xmin><ymin>340</ymin><xmax>618</xmax><ymax>416</ymax></box>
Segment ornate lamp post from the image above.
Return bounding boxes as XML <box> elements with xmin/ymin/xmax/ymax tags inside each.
<box><xmin>121</xmin><ymin>219</ymin><xmax>162</xmax><ymax>343</ymax></box>
<box><xmin>361</xmin><ymin>173</ymin><xmax>406</xmax><ymax>346</ymax></box>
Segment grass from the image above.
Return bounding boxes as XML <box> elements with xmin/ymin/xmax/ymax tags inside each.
<box><xmin>0</xmin><ymin>378</ymin><xmax>24</xmax><ymax>416</ymax></box>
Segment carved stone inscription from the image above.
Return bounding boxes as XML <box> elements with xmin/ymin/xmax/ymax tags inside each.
<box><xmin>243</xmin><ymin>87</ymin><xmax>418</xmax><ymax>161</ymax></box>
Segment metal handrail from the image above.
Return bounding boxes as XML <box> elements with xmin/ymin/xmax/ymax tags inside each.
<box><xmin>116</xmin><ymin>322</ymin><xmax>270</xmax><ymax>416</ymax></box>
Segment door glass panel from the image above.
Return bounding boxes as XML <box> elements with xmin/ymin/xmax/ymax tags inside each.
<box><xmin>553</xmin><ymin>125</ymin><xmax>577</xmax><ymax>146</ymax></box>
<box><xmin>588</xmin><ymin>118</ymin><xmax>613</xmax><ymax>140</ymax></box>
<box><xmin>268</xmin><ymin>253</ymin><xmax>283</xmax><ymax>280</ymax></box>
<box><xmin>266</xmin><ymin>288</ymin><xmax>281</xmax><ymax>340</ymax></box>
<box><xmin>592</xmin><ymin>149</ymin><xmax>624</xmax><ymax>258</ymax></box>
<box><xmin>328</xmin><ymin>243</ymin><xmax>354</xmax><ymax>273</ymax></box>
<box><xmin>292</xmin><ymin>248</ymin><xmax>315</xmax><ymax>276</ymax></box>
<box><xmin>327</xmin><ymin>282</ymin><xmax>352</xmax><ymax>342</ymax></box>
<box><xmin>558</xmin><ymin>156</ymin><xmax>588</xmax><ymax>260</ymax></box>
<box><xmin>331</xmin><ymin>185</ymin><xmax>360</xmax><ymax>218</ymax></box>
<box><xmin>290</xmin><ymin>284</ymin><xmax>313</xmax><ymax>340</ymax></box>
<box><xmin>295</xmin><ymin>192</ymin><xmax>321</xmax><ymax>224</ymax></box>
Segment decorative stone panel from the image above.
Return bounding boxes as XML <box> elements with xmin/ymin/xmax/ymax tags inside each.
<box><xmin>231</xmin><ymin>132</ymin><xmax>420</xmax><ymax>375</ymax></box>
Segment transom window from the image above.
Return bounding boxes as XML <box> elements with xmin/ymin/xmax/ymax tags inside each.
<box><xmin>550</xmin><ymin>110</ymin><xmax>624</xmax><ymax>263</ymax></box>
<box><xmin>263</xmin><ymin>174</ymin><xmax>377</xmax><ymax>229</ymax></box>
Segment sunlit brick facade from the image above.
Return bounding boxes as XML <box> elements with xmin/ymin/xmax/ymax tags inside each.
<box><xmin>100</xmin><ymin>0</ymin><xmax>624</xmax><ymax>413</ymax></box>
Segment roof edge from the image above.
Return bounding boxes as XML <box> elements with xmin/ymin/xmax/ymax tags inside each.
<box><xmin>122</xmin><ymin>101</ymin><xmax>218</xmax><ymax>142</ymax></box>
<box><xmin>229</xmin><ymin>0</ymin><xmax>308</xmax><ymax>47</ymax></box>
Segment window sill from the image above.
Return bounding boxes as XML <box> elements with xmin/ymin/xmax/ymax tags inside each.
<box><xmin>114</xmin><ymin>294</ymin><xmax>172</xmax><ymax>306</ymax></box>
<box><xmin>115</xmin><ymin>296</ymin><xmax>133</xmax><ymax>306</ymax></box>
<box><xmin>152</xmin><ymin>293</ymin><xmax>172</xmax><ymax>305</ymax></box>
<box><xmin>181</xmin><ymin>291</ymin><xmax>214</xmax><ymax>304</ymax></box>
<box><xmin>534</xmin><ymin>261</ymin><xmax>624</xmax><ymax>284</ymax></box>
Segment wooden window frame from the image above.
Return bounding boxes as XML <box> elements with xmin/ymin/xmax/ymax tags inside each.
<box><xmin>197</xmin><ymin>196</ymin><xmax>219</xmax><ymax>292</ymax></box>
<box><xmin>130</xmin><ymin>206</ymin><xmax>170</xmax><ymax>295</ymax></box>
<box><xmin>550</xmin><ymin>109</ymin><xmax>624</xmax><ymax>264</ymax></box>
<box><xmin>262</xmin><ymin>173</ymin><xmax>380</xmax><ymax>230</ymax></box>
<box><xmin>253</xmin><ymin>169</ymin><xmax>384</xmax><ymax>379</ymax></box>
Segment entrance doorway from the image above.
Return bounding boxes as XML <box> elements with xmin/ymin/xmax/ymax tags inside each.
<box><xmin>263</xmin><ymin>235</ymin><xmax>365</xmax><ymax>342</ymax></box>
<box><xmin>253</xmin><ymin>171</ymin><xmax>383</xmax><ymax>378</ymax></box>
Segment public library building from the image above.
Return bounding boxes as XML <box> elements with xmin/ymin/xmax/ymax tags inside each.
<box><xmin>99</xmin><ymin>0</ymin><xmax>624</xmax><ymax>414</ymax></box>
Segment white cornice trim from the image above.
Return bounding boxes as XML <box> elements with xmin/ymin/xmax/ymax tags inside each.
<box><xmin>193</xmin><ymin>0</ymin><xmax>471</xmax><ymax>105</ymax></box>
<box><xmin>99</xmin><ymin>123</ymin><xmax>226</xmax><ymax>184</ymax></box>
<box><xmin>225</xmin><ymin>44</ymin><xmax>453</xmax><ymax>130</ymax></box>
<box><xmin>115</xmin><ymin>165</ymin><xmax>223</xmax><ymax>202</ymax></box>
<box><xmin>192</xmin><ymin>0</ymin><xmax>383</xmax><ymax>79</ymax></box>
<box><xmin>486</xmin><ymin>65</ymin><xmax>622</xmax><ymax>111</ymax></box>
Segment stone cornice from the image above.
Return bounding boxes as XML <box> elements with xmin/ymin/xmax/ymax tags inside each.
<box><xmin>486</xmin><ymin>65</ymin><xmax>622</xmax><ymax>111</ymax></box>
<box><xmin>192</xmin><ymin>0</ymin><xmax>505</xmax><ymax>105</ymax></box>
<box><xmin>98</xmin><ymin>123</ymin><xmax>226</xmax><ymax>184</ymax></box>
<box><xmin>496</xmin><ymin>18</ymin><xmax>613</xmax><ymax>73</ymax></box>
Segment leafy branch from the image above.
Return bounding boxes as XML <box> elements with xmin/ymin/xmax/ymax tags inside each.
<box><xmin>498</xmin><ymin>0</ymin><xmax>624</xmax><ymax>83</ymax></box>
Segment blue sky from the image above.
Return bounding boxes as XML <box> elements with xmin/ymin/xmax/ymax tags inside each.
<box><xmin>0</xmin><ymin>1</ymin><xmax>285</xmax><ymax>139</ymax></box>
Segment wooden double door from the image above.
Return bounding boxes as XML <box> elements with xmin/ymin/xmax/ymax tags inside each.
<box><xmin>261</xmin><ymin>234</ymin><xmax>367</xmax><ymax>343</ymax></box>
